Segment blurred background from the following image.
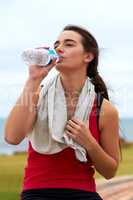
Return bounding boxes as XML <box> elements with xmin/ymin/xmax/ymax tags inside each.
<box><xmin>0</xmin><ymin>0</ymin><xmax>133</xmax><ymax>154</ymax></box>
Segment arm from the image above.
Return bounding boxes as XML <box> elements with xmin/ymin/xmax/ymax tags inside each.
<box><xmin>85</xmin><ymin>99</ymin><xmax>120</xmax><ymax>179</ymax></box>
<box><xmin>4</xmin><ymin>61</ymin><xmax>55</xmax><ymax>145</ymax></box>
<box><xmin>97</xmin><ymin>99</ymin><xmax>120</xmax><ymax>178</ymax></box>
<box><xmin>4</xmin><ymin>79</ymin><xmax>40</xmax><ymax>145</ymax></box>
<box><xmin>65</xmin><ymin>99</ymin><xmax>120</xmax><ymax>179</ymax></box>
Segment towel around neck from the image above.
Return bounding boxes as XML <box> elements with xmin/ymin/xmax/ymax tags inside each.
<box><xmin>28</xmin><ymin>74</ymin><xmax>96</xmax><ymax>162</ymax></box>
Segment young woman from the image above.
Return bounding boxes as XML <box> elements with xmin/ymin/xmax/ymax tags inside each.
<box><xmin>5</xmin><ymin>25</ymin><xmax>120</xmax><ymax>200</ymax></box>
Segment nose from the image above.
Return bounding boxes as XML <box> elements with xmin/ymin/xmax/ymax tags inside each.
<box><xmin>55</xmin><ymin>44</ymin><xmax>64</xmax><ymax>54</ymax></box>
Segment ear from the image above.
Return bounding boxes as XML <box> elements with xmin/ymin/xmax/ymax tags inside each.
<box><xmin>84</xmin><ymin>52</ymin><xmax>94</xmax><ymax>63</ymax></box>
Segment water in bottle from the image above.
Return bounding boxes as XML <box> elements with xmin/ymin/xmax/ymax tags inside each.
<box><xmin>21</xmin><ymin>47</ymin><xmax>59</xmax><ymax>66</ymax></box>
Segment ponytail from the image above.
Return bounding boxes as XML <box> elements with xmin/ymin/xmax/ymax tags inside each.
<box><xmin>87</xmin><ymin>64</ymin><xmax>109</xmax><ymax>100</ymax></box>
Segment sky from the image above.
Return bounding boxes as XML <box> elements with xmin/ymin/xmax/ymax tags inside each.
<box><xmin>0</xmin><ymin>0</ymin><xmax>133</xmax><ymax>118</ymax></box>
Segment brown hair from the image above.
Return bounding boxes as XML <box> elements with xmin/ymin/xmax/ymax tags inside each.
<box><xmin>63</xmin><ymin>25</ymin><xmax>109</xmax><ymax>100</ymax></box>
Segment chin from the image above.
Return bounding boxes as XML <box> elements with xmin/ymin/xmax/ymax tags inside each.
<box><xmin>55</xmin><ymin>63</ymin><xmax>68</xmax><ymax>71</ymax></box>
<box><xmin>55</xmin><ymin>63</ymin><xmax>77</xmax><ymax>73</ymax></box>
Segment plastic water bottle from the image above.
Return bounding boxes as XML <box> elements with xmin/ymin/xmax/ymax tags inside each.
<box><xmin>21</xmin><ymin>47</ymin><xmax>59</xmax><ymax>66</ymax></box>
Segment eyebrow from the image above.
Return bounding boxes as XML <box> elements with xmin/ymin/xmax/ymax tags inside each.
<box><xmin>54</xmin><ymin>39</ymin><xmax>77</xmax><ymax>46</ymax></box>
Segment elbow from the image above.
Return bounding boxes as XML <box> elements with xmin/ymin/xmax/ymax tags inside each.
<box><xmin>4</xmin><ymin>129</ymin><xmax>23</xmax><ymax>145</ymax></box>
<box><xmin>104</xmin><ymin>172</ymin><xmax>116</xmax><ymax>180</ymax></box>
<box><xmin>4</xmin><ymin>135</ymin><xmax>21</xmax><ymax>145</ymax></box>
<box><xmin>4</xmin><ymin>122</ymin><xmax>28</xmax><ymax>145</ymax></box>
<box><xmin>104</xmin><ymin>164</ymin><xmax>119</xmax><ymax>180</ymax></box>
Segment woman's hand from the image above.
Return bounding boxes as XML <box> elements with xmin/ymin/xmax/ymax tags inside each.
<box><xmin>25</xmin><ymin>50</ymin><xmax>57</xmax><ymax>93</ymax></box>
<box><xmin>27</xmin><ymin>46</ymin><xmax>57</xmax><ymax>82</ymax></box>
<box><xmin>28</xmin><ymin>58</ymin><xmax>57</xmax><ymax>81</ymax></box>
<box><xmin>65</xmin><ymin>117</ymin><xmax>93</xmax><ymax>149</ymax></box>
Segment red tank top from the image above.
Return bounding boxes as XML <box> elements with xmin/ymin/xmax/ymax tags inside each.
<box><xmin>22</xmin><ymin>95</ymin><xmax>101</xmax><ymax>192</ymax></box>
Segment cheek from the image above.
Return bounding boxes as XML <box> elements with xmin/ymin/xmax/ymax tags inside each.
<box><xmin>70</xmin><ymin>49</ymin><xmax>81</xmax><ymax>56</ymax></box>
<box><xmin>72</xmin><ymin>53</ymin><xmax>84</xmax><ymax>64</ymax></box>
<box><xmin>69</xmin><ymin>49</ymin><xmax>84</xmax><ymax>60</ymax></box>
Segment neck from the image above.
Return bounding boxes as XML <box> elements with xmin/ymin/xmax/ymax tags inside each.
<box><xmin>59</xmin><ymin>70</ymin><xmax>87</xmax><ymax>94</ymax></box>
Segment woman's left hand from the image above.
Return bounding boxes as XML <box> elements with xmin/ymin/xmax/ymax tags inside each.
<box><xmin>65</xmin><ymin>117</ymin><xmax>93</xmax><ymax>149</ymax></box>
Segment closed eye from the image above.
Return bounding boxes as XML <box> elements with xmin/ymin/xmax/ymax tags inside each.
<box><xmin>65</xmin><ymin>43</ymin><xmax>74</xmax><ymax>47</ymax></box>
<box><xmin>54</xmin><ymin>43</ymin><xmax>74</xmax><ymax>49</ymax></box>
<box><xmin>54</xmin><ymin>39</ymin><xmax>76</xmax><ymax>49</ymax></box>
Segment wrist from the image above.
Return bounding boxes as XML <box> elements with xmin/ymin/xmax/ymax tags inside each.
<box><xmin>24</xmin><ymin>78</ymin><xmax>42</xmax><ymax>92</ymax></box>
<box><xmin>85</xmin><ymin>135</ymin><xmax>98</xmax><ymax>152</ymax></box>
<box><xmin>18</xmin><ymin>80</ymin><xmax>41</xmax><ymax>109</ymax></box>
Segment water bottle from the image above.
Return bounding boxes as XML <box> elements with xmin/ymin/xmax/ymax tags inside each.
<box><xmin>21</xmin><ymin>47</ymin><xmax>59</xmax><ymax>66</ymax></box>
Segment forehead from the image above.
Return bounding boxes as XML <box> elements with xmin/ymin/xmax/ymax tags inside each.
<box><xmin>57</xmin><ymin>30</ymin><xmax>82</xmax><ymax>42</ymax></box>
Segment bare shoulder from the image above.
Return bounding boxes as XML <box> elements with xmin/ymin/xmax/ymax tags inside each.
<box><xmin>99</xmin><ymin>98</ymin><xmax>119</xmax><ymax>131</ymax></box>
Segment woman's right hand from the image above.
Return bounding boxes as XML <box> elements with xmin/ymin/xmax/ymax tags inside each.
<box><xmin>25</xmin><ymin>58</ymin><xmax>57</xmax><ymax>92</ymax></box>
<box><xmin>28</xmin><ymin>58</ymin><xmax>56</xmax><ymax>81</ymax></box>
<box><xmin>26</xmin><ymin>58</ymin><xmax>56</xmax><ymax>88</ymax></box>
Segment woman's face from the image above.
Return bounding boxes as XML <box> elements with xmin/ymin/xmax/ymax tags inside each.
<box><xmin>54</xmin><ymin>30</ymin><xmax>90</xmax><ymax>72</ymax></box>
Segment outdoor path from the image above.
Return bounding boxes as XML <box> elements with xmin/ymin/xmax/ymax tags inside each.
<box><xmin>97</xmin><ymin>175</ymin><xmax>133</xmax><ymax>200</ymax></box>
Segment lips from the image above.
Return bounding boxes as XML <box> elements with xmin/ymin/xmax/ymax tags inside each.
<box><xmin>56</xmin><ymin>53</ymin><xmax>64</xmax><ymax>60</ymax></box>
<box><xmin>56</xmin><ymin>56</ymin><xmax>64</xmax><ymax>63</ymax></box>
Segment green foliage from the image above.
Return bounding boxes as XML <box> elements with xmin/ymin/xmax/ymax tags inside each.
<box><xmin>116</xmin><ymin>146</ymin><xmax>133</xmax><ymax>176</ymax></box>
<box><xmin>0</xmin><ymin>154</ymin><xmax>26</xmax><ymax>200</ymax></box>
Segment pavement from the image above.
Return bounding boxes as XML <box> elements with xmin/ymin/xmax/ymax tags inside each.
<box><xmin>97</xmin><ymin>175</ymin><xmax>133</xmax><ymax>200</ymax></box>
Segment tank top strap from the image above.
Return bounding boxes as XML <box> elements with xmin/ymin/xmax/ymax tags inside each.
<box><xmin>96</xmin><ymin>93</ymin><xmax>104</xmax><ymax>129</ymax></box>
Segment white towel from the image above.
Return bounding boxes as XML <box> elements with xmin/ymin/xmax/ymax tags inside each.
<box><xmin>28</xmin><ymin>74</ymin><xmax>96</xmax><ymax>162</ymax></box>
